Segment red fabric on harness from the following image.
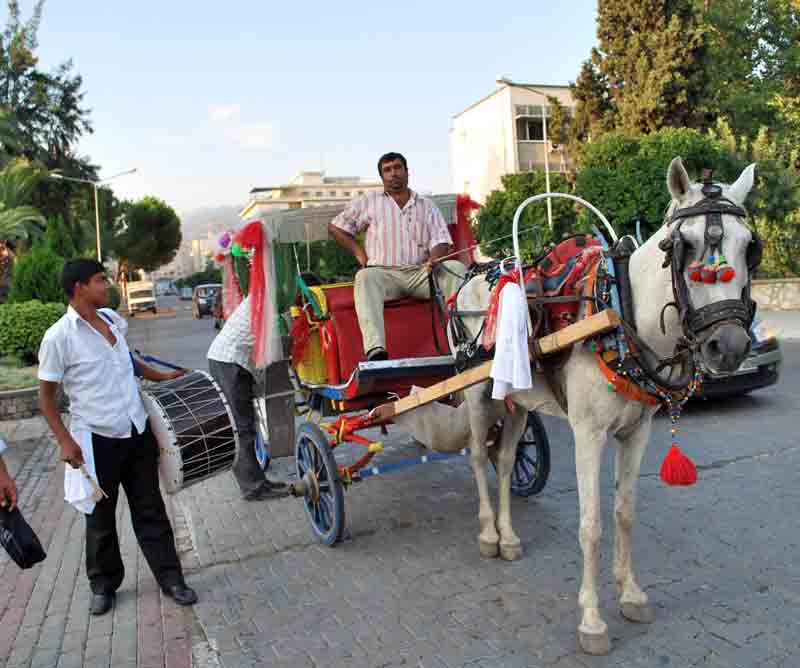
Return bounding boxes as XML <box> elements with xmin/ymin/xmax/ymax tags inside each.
<box><xmin>323</xmin><ymin>285</ymin><xmax>449</xmax><ymax>383</ymax></box>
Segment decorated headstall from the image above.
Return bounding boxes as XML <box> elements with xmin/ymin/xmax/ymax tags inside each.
<box><xmin>658</xmin><ymin>169</ymin><xmax>762</xmax><ymax>343</ymax></box>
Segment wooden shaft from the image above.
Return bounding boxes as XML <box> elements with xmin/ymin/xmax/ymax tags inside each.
<box><xmin>372</xmin><ymin>309</ymin><xmax>620</xmax><ymax>421</ymax></box>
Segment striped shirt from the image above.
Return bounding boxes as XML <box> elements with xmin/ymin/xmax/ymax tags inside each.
<box><xmin>331</xmin><ymin>190</ymin><xmax>452</xmax><ymax>267</ymax></box>
<box><xmin>207</xmin><ymin>296</ymin><xmax>256</xmax><ymax>375</ymax></box>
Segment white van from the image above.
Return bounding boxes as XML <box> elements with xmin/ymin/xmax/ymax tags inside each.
<box><xmin>126</xmin><ymin>281</ymin><xmax>157</xmax><ymax>315</ymax></box>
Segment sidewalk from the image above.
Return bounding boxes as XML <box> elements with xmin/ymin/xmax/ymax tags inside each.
<box><xmin>0</xmin><ymin>417</ymin><xmax>194</xmax><ymax>668</ymax></box>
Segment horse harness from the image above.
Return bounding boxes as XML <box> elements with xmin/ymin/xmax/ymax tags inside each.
<box><xmin>441</xmin><ymin>169</ymin><xmax>763</xmax><ymax>408</ymax></box>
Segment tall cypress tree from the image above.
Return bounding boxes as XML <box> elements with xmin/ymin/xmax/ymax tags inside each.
<box><xmin>573</xmin><ymin>0</ymin><xmax>708</xmax><ymax>136</ymax></box>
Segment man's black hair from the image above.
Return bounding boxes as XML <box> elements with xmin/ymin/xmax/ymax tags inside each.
<box><xmin>377</xmin><ymin>152</ymin><xmax>408</xmax><ymax>176</ymax></box>
<box><xmin>61</xmin><ymin>258</ymin><xmax>106</xmax><ymax>298</ymax></box>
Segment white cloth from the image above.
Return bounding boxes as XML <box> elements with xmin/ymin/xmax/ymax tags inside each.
<box><xmin>0</xmin><ymin>436</ymin><xmax>7</xmax><ymax>455</ymax></box>
<box><xmin>490</xmin><ymin>283</ymin><xmax>533</xmax><ymax>400</ymax></box>
<box><xmin>207</xmin><ymin>296</ymin><xmax>256</xmax><ymax>374</ymax></box>
<box><xmin>63</xmin><ymin>427</ymin><xmax>99</xmax><ymax>515</ymax></box>
<box><xmin>38</xmin><ymin>306</ymin><xmax>145</xmax><ymax>513</ymax></box>
<box><xmin>38</xmin><ymin>306</ymin><xmax>147</xmax><ymax>438</ymax></box>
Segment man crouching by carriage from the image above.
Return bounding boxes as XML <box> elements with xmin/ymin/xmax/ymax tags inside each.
<box><xmin>207</xmin><ymin>295</ymin><xmax>290</xmax><ymax>501</ymax></box>
<box><xmin>328</xmin><ymin>152</ymin><xmax>465</xmax><ymax>361</ymax></box>
<box><xmin>38</xmin><ymin>259</ymin><xmax>197</xmax><ymax>616</ymax></box>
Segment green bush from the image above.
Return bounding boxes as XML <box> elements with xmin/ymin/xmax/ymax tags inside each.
<box><xmin>106</xmin><ymin>283</ymin><xmax>121</xmax><ymax>310</ymax></box>
<box><xmin>0</xmin><ymin>300</ymin><xmax>67</xmax><ymax>363</ymax></box>
<box><xmin>8</xmin><ymin>243</ymin><xmax>66</xmax><ymax>304</ymax></box>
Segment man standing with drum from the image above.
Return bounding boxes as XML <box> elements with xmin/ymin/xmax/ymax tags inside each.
<box><xmin>38</xmin><ymin>258</ymin><xmax>197</xmax><ymax>616</ymax></box>
<box><xmin>207</xmin><ymin>295</ymin><xmax>289</xmax><ymax>501</ymax></box>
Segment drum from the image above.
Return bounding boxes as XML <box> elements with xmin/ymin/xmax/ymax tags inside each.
<box><xmin>141</xmin><ymin>371</ymin><xmax>239</xmax><ymax>494</ymax></box>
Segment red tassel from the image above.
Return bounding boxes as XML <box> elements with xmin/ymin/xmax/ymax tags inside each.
<box><xmin>660</xmin><ymin>444</ymin><xmax>698</xmax><ymax>486</ymax></box>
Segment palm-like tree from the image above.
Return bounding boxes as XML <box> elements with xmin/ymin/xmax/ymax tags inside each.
<box><xmin>0</xmin><ymin>157</ymin><xmax>46</xmax><ymax>240</ymax></box>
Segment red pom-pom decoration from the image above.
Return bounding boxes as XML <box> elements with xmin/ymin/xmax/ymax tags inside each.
<box><xmin>687</xmin><ymin>261</ymin><xmax>704</xmax><ymax>282</ymax></box>
<box><xmin>701</xmin><ymin>265</ymin><xmax>717</xmax><ymax>283</ymax></box>
<box><xmin>660</xmin><ymin>444</ymin><xmax>698</xmax><ymax>486</ymax></box>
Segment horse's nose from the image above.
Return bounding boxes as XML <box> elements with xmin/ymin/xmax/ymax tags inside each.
<box><xmin>701</xmin><ymin>323</ymin><xmax>751</xmax><ymax>373</ymax></box>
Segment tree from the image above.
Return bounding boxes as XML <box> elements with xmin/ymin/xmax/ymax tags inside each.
<box><xmin>572</xmin><ymin>0</ymin><xmax>708</xmax><ymax>136</ymax></box>
<box><xmin>573</xmin><ymin>124</ymin><xmax>800</xmax><ymax>276</ymax></box>
<box><xmin>0</xmin><ymin>157</ymin><xmax>45</xmax><ymax>241</ymax></box>
<box><xmin>112</xmin><ymin>197</ymin><xmax>181</xmax><ymax>275</ymax></box>
<box><xmin>0</xmin><ymin>1</ymin><xmax>93</xmax><ymax>170</ymax></box>
<box><xmin>475</xmin><ymin>171</ymin><xmax>582</xmax><ymax>262</ymax></box>
<box><xmin>8</xmin><ymin>240</ymin><xmax>64</xmax><ymax>303</ymax></box>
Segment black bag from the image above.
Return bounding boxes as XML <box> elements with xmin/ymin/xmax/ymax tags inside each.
<box><xmin>0</xmin><ymin>506</ymin><xmax>46</xmax><ymax>569</ymax></box>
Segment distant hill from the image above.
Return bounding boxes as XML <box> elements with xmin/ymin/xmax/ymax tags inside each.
<box><xmin>179</xmin><ymin>205</ymin><xmax>242</xmax><ymax>241</ymax></box>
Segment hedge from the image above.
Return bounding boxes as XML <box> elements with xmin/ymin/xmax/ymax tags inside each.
<box><xmin>0</xmin><ymin>300</ymin><xmax>67</xmax><ymax>364</ymax></box>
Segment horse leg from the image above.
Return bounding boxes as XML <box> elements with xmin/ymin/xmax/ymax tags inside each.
<box><xmin>573</xmin><ymin>423</ymin><xmax>611</xmax><ymax>655</ymax></box>
<box><xmin>614</xmin><ymin>425</ymin><xmax>654</xmax><ymax>624</ymax></box>
<box><xmin>466</xmin><ymin>386</ymin><xmax>500</xmax><ymax>557</ymax></box>
<box><xmin>494</xmin><ymin>407</ymin><xmax>527</xmax><ymax>561</ymax></box>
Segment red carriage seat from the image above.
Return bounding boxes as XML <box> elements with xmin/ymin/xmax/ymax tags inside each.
<box><xmin>322</xmin><ymin>285</ymin><xmax>449</xmax><ymax>384</ymax></box>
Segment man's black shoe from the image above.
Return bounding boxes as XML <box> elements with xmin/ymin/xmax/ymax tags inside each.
<box><xmin>366</xmin><ymin>347</ymin><xmax>388</xmax><ymax>362</ymax></box>
<box><xmin>243</xmin><ymin>480</ymin><xmax>289</xmax><ymax>501</ymax></box>
<box><xmin>90</xmin><ymin>592</ymin><xmax>115</xmax><ymax>616</ymax></box>
<box><xmin>162</xmin><ymin>583</ymin><xmax>198</xmax><ymax>606</ymax></box>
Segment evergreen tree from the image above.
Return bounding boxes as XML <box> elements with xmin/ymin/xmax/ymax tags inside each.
<box><xmin>573</xmin><ymin>0</ymin><xmax>708</xmax><ymax>136</ymax></box>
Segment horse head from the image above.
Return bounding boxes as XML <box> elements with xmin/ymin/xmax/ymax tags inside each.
<box><xmin>659</xmin><ymin>157</ymin><xmax>760</xmax><ymax>373</ymax></box>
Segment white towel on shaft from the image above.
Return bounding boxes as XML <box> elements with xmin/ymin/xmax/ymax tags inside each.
<box><xmin>490</xmin><ymin>282</ymin><xmax>533</xmax><ymax>400</ymax></box>
<box><xmin>63</xmin><ymin>428</ymin><xmax>100</xmax><ymax>515</ymax></box>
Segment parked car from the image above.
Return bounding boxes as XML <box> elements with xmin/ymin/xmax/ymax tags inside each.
<box><xmin>192</xmin><ymin>283</ymin><xmax>222</xmax><ymax>319</ymax></box>
<box><xmin>212</xmin><ymin>289</ymin><xmax>224</xmax><ymax>329</ymax></box>
<box><xmin>698</xmin><ymin>316</ymin><xmax>782</xmax><ymax>398</ymax></box>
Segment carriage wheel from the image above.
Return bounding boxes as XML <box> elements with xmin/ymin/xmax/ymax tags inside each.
<box><xmin>294</xmin><ymin>422</ymin><xmax>345</xmax><ymax>546</ymax></box>
<box><xmin>490</xmin><ymin>411</ymin><xmax>551</xmax><ymax>497</ymax></box>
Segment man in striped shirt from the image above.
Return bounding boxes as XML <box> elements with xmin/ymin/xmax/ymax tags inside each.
<box><xmin>328</xmin><ymin>152</ymin><xmax>465</xmax><ymax>360</ymax></box>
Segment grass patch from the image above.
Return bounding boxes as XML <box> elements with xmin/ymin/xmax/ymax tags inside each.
<box><xmin>0</xmin><ymin>356</ymin><xmax>39</xmax><ymax>391</ymax></box>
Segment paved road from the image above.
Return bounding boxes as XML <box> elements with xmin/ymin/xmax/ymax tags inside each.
<box><xmin>120</xmin><ymin>305</ymin><xmax>800</xmax><ymax>667</ymax></box>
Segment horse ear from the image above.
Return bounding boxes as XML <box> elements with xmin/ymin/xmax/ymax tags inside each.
<box><xmin>727</xmin><ymin>163</ymin><xmax>756</xmax><ymax>206</ymax></box>
<box><xmin>667</xmin><ymin>157</ymin><xmax>691</xmax><ymax>201</ymax></box>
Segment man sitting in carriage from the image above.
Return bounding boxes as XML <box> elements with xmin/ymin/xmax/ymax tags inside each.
<box><xmin>328</xmin><ymin>152</ymin><xmax>466</xmax><ymax>361</ymax></box>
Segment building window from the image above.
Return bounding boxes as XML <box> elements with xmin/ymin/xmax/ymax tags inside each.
<box><xmin>315</xmin><ymin>191</ymin><xmax>323</xmax><ymax>197</ymax></box>
<box><xmin>329</xmin><ymin>191</ymin><xmax>337</xmax><ymax>197</ymax></box>
<box><xmin>516</xmin><ymin>117</ymin><xmax>551</xmax><ymax>142</ymax></box>
<box><xmin>302</xmin><ymin>191</ymin><xmax>310</xmax><ymax>197</ymax></box>
<box><xmin>357</xmin><ymin>191</ymin><xmax>364</xmax><ymax>195</ymax></box>
<box><xmin>343</xmin><ymin>191</ymin><xmax>351</xmax><ymax>197</ymax></box>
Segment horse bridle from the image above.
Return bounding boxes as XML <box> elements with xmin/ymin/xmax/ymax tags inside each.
<box><xmin>658</xmin><ymin>170</ymin><xmax>762</xmax><ymax>347</ymax></box>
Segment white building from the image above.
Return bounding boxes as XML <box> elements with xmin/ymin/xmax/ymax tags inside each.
<box><xmin>239</xmin><ymin>171</ymin><xmax>383</xmax><ymax>220</ymax></box>
<box><xmin>450</xmin><ymin>80</ymin><xmax>574</xmax><ymax>204</ymax></box>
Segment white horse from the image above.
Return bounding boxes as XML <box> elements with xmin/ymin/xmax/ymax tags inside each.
<box><xmin>435</xmin><ymin>158</ymin><xmax>757</xmax><ymax>654</ymax></box>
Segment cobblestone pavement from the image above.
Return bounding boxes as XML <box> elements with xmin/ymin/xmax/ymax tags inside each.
<box><xmin>177</xmin><ymin>343</ymin><xmax>800</xmax><ymax>668</ymax></box>
<box><xmin>0</xmin><ymin>418</ymin><xmax>194</xmax><ymax>668</ymax></box>
<box><xmin>2</xmin><ymin>334</ymin><xmax>797</xmax><ymax>668</ymax></box>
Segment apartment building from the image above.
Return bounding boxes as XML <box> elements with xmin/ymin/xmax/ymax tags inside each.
<box><xmin>239</xmin><ymin>171</ymin><xmax>383</xmax><ymax>220</ymax></box>
<box><xmin>450</xmin><ymin>80</ymin><xmax>574</xmax><ymax>204</ymax></box>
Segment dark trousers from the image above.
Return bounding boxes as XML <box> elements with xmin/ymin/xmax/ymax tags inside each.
<box><xmin>208</xmin><ymin>359</ymin><xmax>264</xmax><ymax>496</ymax></box>
<box><xmin>86</xmin><ymin>421</ymin><xmax>183</xmax><ymax>594</ymax></box>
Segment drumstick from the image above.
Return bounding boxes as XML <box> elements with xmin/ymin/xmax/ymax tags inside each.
<box><xmin>80</xmin><ymin>465</ymin><xmax>109</xmax><ymax>501</ymax></box>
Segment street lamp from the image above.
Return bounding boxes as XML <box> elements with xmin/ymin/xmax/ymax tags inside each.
<box><xmin>49</xmin><ymin>168</ymin><xmax>137</xmax><ymax>260</ymax></box>
<box><xmin>496</xmin><ymin>77</ymin><xmax>553</xmax><ymax>229</ymax></box>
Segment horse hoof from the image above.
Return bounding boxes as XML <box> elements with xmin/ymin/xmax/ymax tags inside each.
<box><xmin>479</xmin><ymin>540</ymin><xmax>499</xmax><ymax>558</ymax></box>
<box><xmin>621</xmin><ymin>602</ymin><xmax>655</xmax><ymax>624</ymax></box>
<box><xmin>578</xmin><ymin>627</ymin><xmax>611</xmax><ymax>655</ymax></box>
<box><xmin>499</xmin><ymin>542</ymin><xmax>522</xmax><ymax>561</ymax></box>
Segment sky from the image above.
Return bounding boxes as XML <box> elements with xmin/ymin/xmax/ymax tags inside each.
<box><xmin>28</xmin><ymin>1</ymin><xmax>599</xmax><ymax>216</ymax></box>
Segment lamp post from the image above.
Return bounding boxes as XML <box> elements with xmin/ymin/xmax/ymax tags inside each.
<box><xmin>496</xmin><ymin>77</ymin><xmax>553</xmax><ymax>229</ymax></box>
<box><xmin>49</xmin><ymin>168</ymin><xmax>137</xmax><ymax>260</ymax></box>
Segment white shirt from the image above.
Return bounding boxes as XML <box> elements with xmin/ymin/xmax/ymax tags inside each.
<box><xmin>38</xmin><ymin>306</ymin><xmax>147</xmax><ymax>438</ymax></box>
<box><xmin>0</xmin><ymin>436</ymin><xmax>6</xmax><ymax>455</ymax></box>
<box><xmin>207</xmin><ymin>296</ymin><xmax>256</xmax><ymax>374</ymax></box>
<box><xmin>331</xmin><ymin>190</ymin><xmax>452</xmax><ymax>267</ymax></box>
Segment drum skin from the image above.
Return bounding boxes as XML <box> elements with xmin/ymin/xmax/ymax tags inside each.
<box><xmin>141</xmin><ymin>370</ymin><xmax>239</xmax><ymax>494</ymax></box>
